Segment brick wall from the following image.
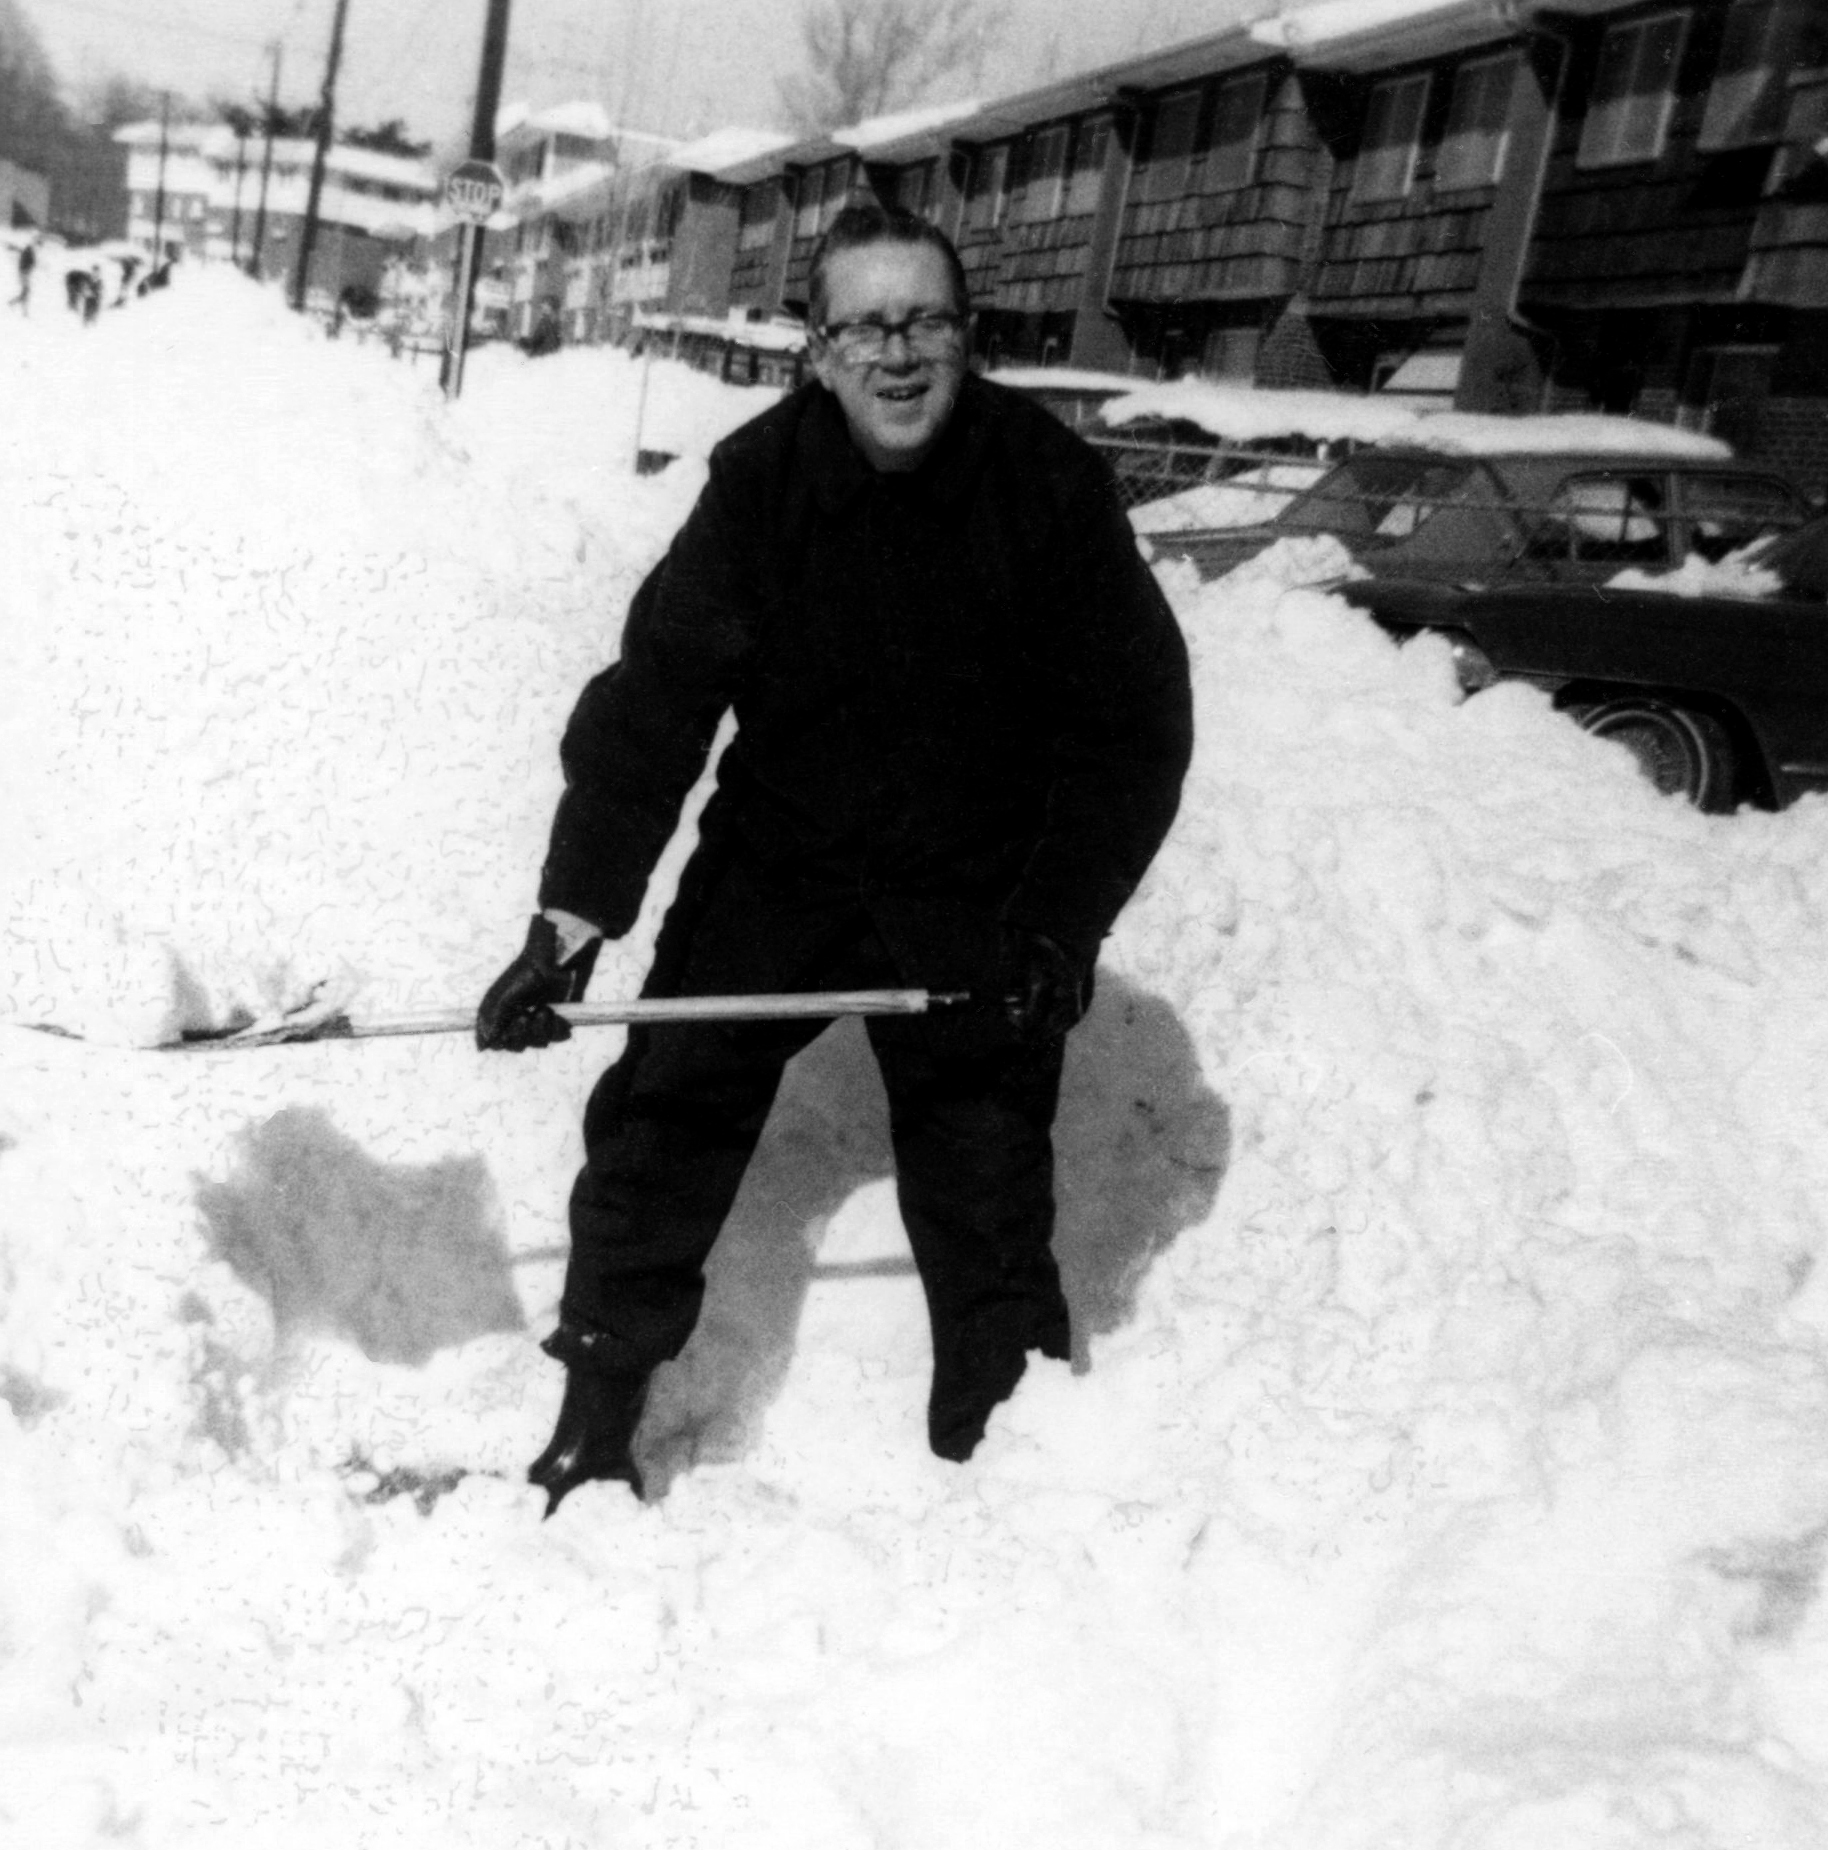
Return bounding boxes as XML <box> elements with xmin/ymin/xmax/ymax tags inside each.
<box><xmin>1731</xmin><ymin>396</ymin><xmax>1828</xmax><ymax>504</ymax></box>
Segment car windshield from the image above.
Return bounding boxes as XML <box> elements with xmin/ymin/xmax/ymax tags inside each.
<box><xmin>1277</xmin><ymin>454</ymin><xmax>1481</xmax><ymax>545</ymax></box>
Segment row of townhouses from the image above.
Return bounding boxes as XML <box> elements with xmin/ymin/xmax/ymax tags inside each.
<box><xmin>99</xmin><ymin>0</ymin><xmax>1826</xmax><ymax>494</ymax></box>
<box><xmin>452</xmin><ymin>0</ymin><xmax>1828</xmax><ymax>494</ymax></box>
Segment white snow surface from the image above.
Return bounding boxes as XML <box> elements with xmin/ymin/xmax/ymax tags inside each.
<box><xmin>1610</xmin><ymin>549</ymin><xmax>1789</xmax><ymax>599</ymax></box>
<box><xmin>6</xmin><ymin>269</ymin><xmax>1828</xmax><ymax>1850</ymax></box>
<box><xmin>836</xmin><ymin>99</ymin><xmax>986</xmax><ymax>151</ymax></box>
<box><xmin>1100</xmin><ymin>379</ymin><xmax>1736</xmax><ymax>459</ymax></box>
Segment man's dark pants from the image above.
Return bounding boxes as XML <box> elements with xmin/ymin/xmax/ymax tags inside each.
<box><xmin>555</xmin><ymin>857</ymin><xmax>1073</xmax><ymax>1460</ymax></box>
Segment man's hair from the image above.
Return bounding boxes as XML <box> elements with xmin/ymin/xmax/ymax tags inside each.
<box><xmin>807</xmin><ymin>199</ymin><xmax>971</xmax><ymax>331</ymax></box>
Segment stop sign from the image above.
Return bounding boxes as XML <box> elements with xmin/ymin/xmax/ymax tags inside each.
<box><xmin>445</xmin><ymin>159</ymin><xmax>506</xmax><ymax>224</ymax></box>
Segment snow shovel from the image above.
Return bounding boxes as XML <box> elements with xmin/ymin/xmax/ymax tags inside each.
<box><xmin>152</xmin><ymin>987</ymin><xmax>973</xmax><ymax>1052</ymax></box>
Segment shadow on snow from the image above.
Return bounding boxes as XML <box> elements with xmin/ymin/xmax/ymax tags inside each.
<box><xmin>194</xmin><ymin>1107</ymin><xmax>524</xmax><ymax>1367</ymax></box>
<box><xmin>644</xmin><ymin>970</ymin><xmax>1229</xmax><ymax>1485</ymax></box>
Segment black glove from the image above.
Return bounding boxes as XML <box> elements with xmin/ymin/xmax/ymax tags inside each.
<box><xmin>476</xmin><ymin>914</ymin><xmax>601</xmax><ymax>1052</ymax></box>
<box><xmin>996</xmin><ymin>926</ymin><xmax>1093</xmax><ymax>1042</ymax></box>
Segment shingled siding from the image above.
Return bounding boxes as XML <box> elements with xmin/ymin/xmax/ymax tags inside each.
<box><xmin>1108</xmin><ymin>68</ymin><xmax>1313</xmax><ymax>304</ymax></box>
<box><xmin>1309</xmin><ymin>198</ymin><xmax>1493</xmax><ymax>316</ymax></box>
<box><xmin>958</xmin><ymin>217</ymin><xmax>1008</xmax><ymax>308</ymax></box>
<box><xmin>991</xmin><ymin>213</ymin><xmax>1099</xmax><ymax>313</ymax></box>
<box><xmin>955</xmin><ymin>140</ymin><xmax>1016</xmax><ymax>309</ymax></box>
<box><xmin>1522</xmin><ymin>4</ymin><xmax>1766</xmax><ymax>310</ymax></box>
<box><xmin>1307</xmin><ymin>51</ymin><xmax>1521</xmax><ymax>325</ymax></box>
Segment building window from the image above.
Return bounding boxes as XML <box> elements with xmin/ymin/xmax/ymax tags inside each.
<box><xmin>896</xmin><ymin>159</ymin><xmax>937</xmax><ymax>217</ymax></box>
<box><xmin>1699</xmin><ymin>0</ymin><xmax>1810</xmax><ymax>150</ymax></box>
<box><xmin>965</xmin><ymin>144</ymin><xmax>1009</xmax><ymax>231</ymax></box>
<box><xmin>1205</xmin><ymin>72</ymin><xmax>1268</xmax><ymax>192</ymax></box>
<box><xmin>1017</xmin><ymin>124</ymin><xmax>1069</xmax><ymax>222</ymax></box>
<box><xmin>1526</xmin><ymin>474</ymin><xmax>1672</xmax><ymax>566</ymax></box>
<box><xmin>1435</xmin><ymin>52</ymin><xmax>1519</xmax><ymax>190</ymax></box>
<box><xmin>1578</xmin><ymin>11</ymin><xmax>1689</xmax><ymax>167</ymax></box>
<box><xmin>1351</xmin><ymin>72</ymin><xmax>1430</xmax><ymax>201</ymax></box>
<box><xmin>1140</xmin><ymin>89</ymin><xmax>1202</xmax><ymax>202</ymax></box>
<box><xmin>738</xmin><ymin>183</ymin><xmax>775</xmax><ymax>250</ymax></box>
<box><xmin>818</xmin><ymin>160</ymin><xmax>849</xmax><ymax>231</ymax></box>
<box><xmin>793</xmin><ymin>168</ymin><xmax>823</xmax><ymax>239</ymax></box>
<box><xmin>1062</xmin><ymin>117</ymin><xmax>1109</xmax><ymax>216</ymax></box>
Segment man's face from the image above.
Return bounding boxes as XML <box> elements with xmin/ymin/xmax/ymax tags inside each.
<box><xmin>810</xmin><ymin>241</ymin><xmax>968</xmax><ymax>474</ymax></box>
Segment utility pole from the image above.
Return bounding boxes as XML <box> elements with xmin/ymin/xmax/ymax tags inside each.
<box><xmin>442</xmin><ymin>0</ymin><xmax>513</xmax><ymax>399</ymax></box>
<box><xmin>151</xmin><ymin>91</ymin><xmax>170</xmax><ymax>262</ymax></box>
<box><xmin>250</xmin><ymin>42</ymin><xmax>283</xmax><ymax>279</ymax></box>
<box><xmin>292</xmin><ymin>0</ymin><xmax>351</xmax><ymax>315</ymax></box>
<box><xmin>229</xmin><ymin>127</ymin><xmax>249</xmax><ymax>267</ymax></box>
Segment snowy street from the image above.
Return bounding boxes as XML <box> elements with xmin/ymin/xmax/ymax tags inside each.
<box><xmin>5</xmin><ymin>270</ymin><xmax>1828</xmax><ymax>1848</ymax></box>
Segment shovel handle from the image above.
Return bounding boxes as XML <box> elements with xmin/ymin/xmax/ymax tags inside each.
<box><xmin>166</xmin><ymin>988</ymin><xmax>973</xmax><ymax>1050</ymax></box>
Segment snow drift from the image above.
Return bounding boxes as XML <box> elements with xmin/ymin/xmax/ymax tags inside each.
<box><xmin>4</xmin><ymin>269</ymin><xmax>1828</xmax><ymax>1850</ymax></box>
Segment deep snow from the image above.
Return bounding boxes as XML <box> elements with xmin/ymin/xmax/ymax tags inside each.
<box><xmin>4</xmin><ymin>269</ymin><xmax>1828</xmax><ymax>1849</ymax></box>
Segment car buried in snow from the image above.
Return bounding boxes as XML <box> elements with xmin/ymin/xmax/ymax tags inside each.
<box><xmin>1141</xmin><ymin>444</ymin><xmax>1812</xmax><ymax>589</ymax></box>
<box><xmin>1339</xmin><ymin>514</ymin><xmax>1828</xmax><ymax>814</ymax></box>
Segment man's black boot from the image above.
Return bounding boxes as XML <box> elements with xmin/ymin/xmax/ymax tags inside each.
<box><xmin>528</xmin><ymin>1362</ymin><xmax>650</xmax><ymax>1517</ymax></box>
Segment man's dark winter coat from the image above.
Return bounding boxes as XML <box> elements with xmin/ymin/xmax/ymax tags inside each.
<box><xmin>537</xmin><ymin>372</ymin><xmax>1193</xmax><ymax>993</ymax></box>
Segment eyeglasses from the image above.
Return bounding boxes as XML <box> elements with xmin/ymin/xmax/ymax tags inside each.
<box><xmin>818</xmin><ymin>311</ymin><xmax>968</xmax><ymax>366</ymax></box>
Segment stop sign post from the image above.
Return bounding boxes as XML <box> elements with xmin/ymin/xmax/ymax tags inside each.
<box><xmin>443</xmin><ymin>160</ymin><xmax>506</xmax><ymax>400</ymax></box>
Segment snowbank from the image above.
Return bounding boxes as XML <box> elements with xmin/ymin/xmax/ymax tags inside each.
<box><xmin>1610</xmin><ymin>548</ymin><xmax>1787</xmax><ymax>599</ymax></box>
<box><xmin>5</xmin><ymin>266</ymin><xmax>1828</xmax><ymax>1850</ymax></box>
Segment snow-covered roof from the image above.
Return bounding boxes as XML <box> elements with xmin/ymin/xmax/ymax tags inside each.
<box><xmin>1250</xmin><ymin>0</ymin><xmax>1521</xmax><ymax>68</ymax></box>
<box><xmin>505</xmin><ymin>100</ymin><xmax>614</xmax><ymax>141</ymax></box>
<box><xmin>532</xmin><ymin>161</ymin><xmax>618</xmax><ymax>212</ymax></box>
<box><xmin>633</xmin><ymin>308</ymin><xmax>806</xmax><ymax>351</ymax></box>
<box><xmin>495</xmin><ymin>100</ymin><xmax>679</xmax><ymax>155</ymax></box>
<box><xmin>666</xmin><ymin>127</ymin><xmax>800</xmax><ymax>179</ymax></box>
<box><xmin>1097</xmin><ymin>380</ymin><xmax>1734</xmax><ymax>458</ymax></box>
<box><xmin>834</xmin><ymin>99</ymin><xmax>984</xmax><ymax>156</ymax></box>
<box><xmin>985</xmin><ymin>366</ymin><xmax>1149</xmax><ymax>395</ymax></box>
<box><xmin>112</xmin><ymin>120</ymin><xmax>438</xmax><ymax>193</ymax></box>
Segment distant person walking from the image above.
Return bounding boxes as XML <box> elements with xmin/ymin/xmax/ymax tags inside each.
<box><xmin>9</xmin><ymin>239</ymin><xmax>34</xmax><ymax>312</ymax></box>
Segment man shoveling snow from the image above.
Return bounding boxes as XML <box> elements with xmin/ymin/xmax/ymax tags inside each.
<box><xmin>476</xmin><ymin>203</ymin><xmax>1194</xmax><ymax>1512</ymax></box>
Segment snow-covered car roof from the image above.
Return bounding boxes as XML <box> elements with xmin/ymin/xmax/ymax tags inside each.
<box><xmin>1096</xmin><ymin>379</ymin><xmax>1734</xmax><ymax>460</ymax></box>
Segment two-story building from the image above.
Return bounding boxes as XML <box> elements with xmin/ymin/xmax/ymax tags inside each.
<box><xmin>2</xmin><ymin>157</ymin><xmax>51</xmax><ymax>232</ymax></box>
<box><xmin>489</xmin><ymin>103</ymin><xmax>682</xmax><ymax>343</ymax></box>
<box><xmin>115</xmin><ymin>120</ymin><xmax>439</xmax><ymax>302</ymax></box>
<box><xmin>422</xmin><ymin>1</ymin><xmax>1827</xmax><ymax>491</ymax></box>
<box><xmin>1512</xmin><ymin>0</ymin><xmax>1828</xmax><ymax>488</ymax></box>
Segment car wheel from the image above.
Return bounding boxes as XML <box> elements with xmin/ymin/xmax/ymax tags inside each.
<box><xmin>1576</xmin><ymin>698</ymin><xmax>1739</xmax><ymax>811</ymax></box>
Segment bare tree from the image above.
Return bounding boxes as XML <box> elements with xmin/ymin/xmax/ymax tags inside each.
<box><xmin>340</xmin><ymin>118</ymin><xmax>432</xmax><ymax>159</ymax></box>
<box><xmin>0</xmin><ymin>0</ymin><xmax>70</xmax><ymax>166</ymax></box>
<box><xmin>778</xmin><ymin>0</ymin><xmax>1009</xmax><ymax>134</ymax></box>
